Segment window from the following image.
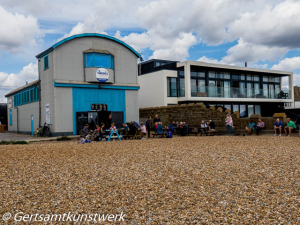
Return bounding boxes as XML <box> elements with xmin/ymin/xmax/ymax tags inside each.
<box><xmin>209</xmin><ymin>71</ymin><xmax>216</xmax><ymax>78</ymax></box>
<box><xmin>167</xmin><ymin>78</ymin><xmax>177</xmax><ymax>97</ymax></box>
<box><xmin>14</xmin><ymin>86</ymin><xmax>39</xmax><ymax>106</ymax></box>
<box><xmin>84</xmin><ymin>53</ymin><xmax>114</xmax><ymax>69</ymax></box>
<box><xmin>179</xmin><ymin>78</ymin><xmax>185</xmax><ymax>97</ymax></box>
<box><xmin>44</xmin><ymin>55</ymin><xmax>49</xmax><ymax>70</ymax></box>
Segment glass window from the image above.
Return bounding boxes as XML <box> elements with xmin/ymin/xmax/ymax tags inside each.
<box><xmin>248</xmin><ymin>105</ymin><xmax>254</xmax><ymax>117</ymax></box>
<box><xmin>198</xmin><ymin>71</ymin><xmax>205</xmax><ymax>78</ymax></box>
<box><xmin>274</xmin><ymin>77</ymin><xmax>280</xmax><ymax>83</ymax></box>
<box><xmin>191</xmin><ymin>79</ymin><xmax>197</xmax><ymax>97</ymax></box>
<box><xmin>216</xmin><ymin>71</ymin><xmax>223</xmax><ymax>79</ymax></box>
<box><xmin>233</xmin><ymin>105</ymin><xmax>239</xmax><ymax>113</ymax></box>
<box><xmin>191</xmin><ymin>72</ymin><xmax>198</xmax><ymax>77</ymax></box>
<box><xmin>167</xmin><ymin>78</ymin><xmax>177</xmax><ymax>97</ymax></box>
<box><xmin>178</xmin><ymin>70</ymin><xmax>184</xmax><ymax>77</ymax></box>
<box><xmin>232</xmin><ymin>74</ymin><xmax>239</xmax><ymax>80</ymax></box>
<box><xmin>253</xmin><ymin>75</ymin><xmax>260</xmax><ymax>82</ymax></box>
<box><xmin>240</xmin><ymin>105</ymin><xmax>246</xmax><ymax>118</ymax></box>
<box><xmin>209</xmin><ymin>71</ymin><xmax>216</xmax><ymax>78</ymax></box>
<box><xmin>254</xmin><ymin>83</ymin><xmax>260</xmax><ymax>95</ymax></box>
<box><xmin>263</xmin><ymin>76</ymin><xmax>268</xmax><ymax>82</ymax></box>
<box><xmin>255</xmin><ymin>105</ymin><xmax>261</xmax><ymax>115</ymax></box>
<box><xmin>269</xmin><ymin>76</ymin><xmax>274</xmax><ymax>82</ymax></box>
<box><xmin>240</xmin><ymin>75</ymin><xmax>245</xmax><ymax>80</ymax></box>
<box><xmin>224</xmin><ymin>72</ymin><xmax>230</xmax><ymax>79</ymax></box>
<box><xmin>44</xmin><ymin>55</ymin><xmax>49</xmax><ymax>70</ymax></box>
<box><xmin>198</xmin><ymin>79</ymin><xmax>206</xmax><ymax>93</ymax></box>
<box><xmin>224</xmin><ymin>105</ymin><xmax>231</xmax><ymax>111</ymax></box>
<box><xmin>179</xmin><ymin>78</ymin><xmax>185</xmax><ymax>97</ymax></box>
<box><xmin>246</xmin><ymin>75</ymin><xmax>252</xmax><ymax>81</ymax></box>
<box><xmin>85</xmin><ymin>53</ymin><xmax>112</xmax><ymax>68</ymax></box>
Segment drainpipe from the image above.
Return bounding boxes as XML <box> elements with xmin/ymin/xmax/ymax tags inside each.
<box><xmin>38</xmin><ymin>59</ymin><xmax>41</xmax><ymax>127</ymax></box>
<box><xmin>83</xmin><ymin>53</ymin><xmax>86</xmax><ymax>82</ymax></box>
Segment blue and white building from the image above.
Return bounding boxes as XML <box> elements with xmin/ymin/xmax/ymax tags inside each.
<box><xmin>5</xmin><ymin>33</ymin><xmax>141</xmax><ymax>135</ymax></box>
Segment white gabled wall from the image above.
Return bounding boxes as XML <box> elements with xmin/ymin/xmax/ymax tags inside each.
<box><xmin>138</xmin><ymin>70</ymin><xmax>177</xmax><ymax>108</ymax></box>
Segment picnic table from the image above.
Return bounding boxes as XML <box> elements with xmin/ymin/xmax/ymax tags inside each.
<box><xmin>104</xmin><ymin>130</ymin><xmax>122</xmax><ymax>142</ymax></box>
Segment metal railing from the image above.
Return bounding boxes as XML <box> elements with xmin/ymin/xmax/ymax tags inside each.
<box><xmin>191</xmin><ymin>86</ymin><xmax>291</xmax><ymax>99</ymax></box>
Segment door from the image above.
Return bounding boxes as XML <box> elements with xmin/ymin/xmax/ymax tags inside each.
<box><xmin>76</xmin><ymin>112</ymin><xmax>88</xmax><ymax>134</ymax></box>
<box><xmin>111</xmin><ymin>112</ymin><xmax>124</xmax><ymax>129</ymax></box>
<box><xmin>31</xmin><ymin>115</ymin><xmax>34</xmax><ymax>135</ymax></box>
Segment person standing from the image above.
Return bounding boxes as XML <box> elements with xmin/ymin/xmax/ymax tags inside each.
<box><xmin>296</xmin><ymin>114</ymin><xmax>300</xmax><ymax>137</ymax></box>
<box><xmin>146</xmin><ymin>116</ymin><xmax>152</xmax><ymax>138</ymax></box>
<box><xmin>274</xmin><ymin>118</ymin><xmax>283</xmax><ymax>136</ymax></box>
<box><xmin>106</xmin><ymin>114</ymin><xmax>113</xmax><ymax>129</ymax></box>
<box><xmin>154</xmin><ymin>115</ymin><xmax>161</xmax><ymax>123</ymax></box>
<box><xmin>225</xmin><ymin>114</ymin><xmax>233</xmax><ymax>135</ymax></box>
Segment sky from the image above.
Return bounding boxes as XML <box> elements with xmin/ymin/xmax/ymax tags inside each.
<box><xmin>0</xmin><ymin>0</ymin><xmax>300</xmax><ymax>102</ymax></box>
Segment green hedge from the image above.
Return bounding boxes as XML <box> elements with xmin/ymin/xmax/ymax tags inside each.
<box><xmin>0</xmin><ymin>141</ymin><xmax>28</xmax><ymax>145</ymax></box>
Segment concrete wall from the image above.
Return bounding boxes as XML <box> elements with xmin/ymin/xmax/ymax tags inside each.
<box><xmin>53</xmin><ymin>87</ymin><xmax>73</xmax><ymax>134</ymax></box>
<box><xmin>39</xmin><ymin>51</ymin><xmax>56</xmax><ymax>133</ymax></box>
<box><xmin>7</xmin><ymin>95</ymin><xmax>39</xmax><ymax>134</ymax></box>
<box><xmin>125</xmin><ymin>90</ymin><xmax>139</xmax><ymax>122</ymax></box>
<box><xmin>138</xmin><ymin>70</ymin><xmax>177</xmax><ymax>108</ymax></box>
<box><xmin>53</xmin><ymin>37</ymin><xmax>138</xmax><ymax>84</ymax></box>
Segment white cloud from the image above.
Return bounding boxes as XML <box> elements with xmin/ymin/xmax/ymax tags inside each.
<box><xmin>271</xmin><ymin>57</ymin><xmax>300</xmax><ymax>71</ymax></box>
<box><xmin>228</xmin><ymin>0</ymin><xmax>300</xmax><ymax>48</ymax></box>
<box><xmin>197</xmin><ymin>56</ymin><xmax>225</xmax><ymax>64</ymax></box>
<box><xmin>222</xmin><ymin>39</ymin><xmax>289</xmax><ymax>65</ymax></box>
<box><xmin>0</xmin><ymin>62</ymin><xmax>38</xmax><ymax>102</ymax></box>
<box><xmin>0</xmin><ymin>5</ymin><xmax>42</xmax><ymax>53</ymax></box>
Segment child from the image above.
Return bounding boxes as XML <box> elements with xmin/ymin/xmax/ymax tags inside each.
<box><xmin>155</xmin><ymin>122</ymin><xmax>158</xmax><ymax>133</ymax></box>
<box><xmin>157</xmin><ymin>122</ymin><xmax>163</xmax><ymax>134</ymax></box>
<box><xmin>110</xmin><ymin>123</ymin><xmax>117</xmax><ymax>131</ymax></box>
<box><xmin>78</xmin><ymin>135</ymin><xmax>86</xmax><ymax>144</ymax></box>
<box><xmin>140</xmin><ymin>122</ymin><xmax>147</xmax><ymax>139</ymax></box>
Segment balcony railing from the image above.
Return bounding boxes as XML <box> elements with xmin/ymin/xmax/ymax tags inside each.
<box><xmin>191</xmin><ymin>86</ymin><xmax>291</xmax><ymax>99</ymax></box>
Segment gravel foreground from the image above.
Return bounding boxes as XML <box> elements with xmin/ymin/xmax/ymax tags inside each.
<box><xmin>0</xmin><ymin>136</ymin><xmax>300</xmax><ymax>224</ymax></box>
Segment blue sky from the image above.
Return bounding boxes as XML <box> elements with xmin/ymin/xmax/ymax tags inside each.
<box><xmin>0</xmin><ymin>0</ymin><xmax>300</xmax><ymax>102</ymax></box>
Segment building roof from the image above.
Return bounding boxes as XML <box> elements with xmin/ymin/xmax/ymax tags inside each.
<box><xmin>178</xmin><ymin>60</ymin><xmax>293</xmax><ymax>76</ymax></box>
<box><xmin>35</xmin><ymin>33</ymin><xmax>141</xmax><ymax>59</ymax></box>
<box><xmin>5</xmin><ymin>80</ymin><xmax>39</xmax><ymax>97</ymax></box>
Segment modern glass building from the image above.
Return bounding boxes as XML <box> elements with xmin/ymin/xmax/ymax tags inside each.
<box><xmin>138</xmin><ymin>59</ymin><xmax>294</xmax><ymax>117</ymax></box>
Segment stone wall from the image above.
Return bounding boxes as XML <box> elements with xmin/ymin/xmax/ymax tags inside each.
<box><xmin>139</xmin><ymin>103</ymin><xmax>287</xmax><ymax>130</ymax></box>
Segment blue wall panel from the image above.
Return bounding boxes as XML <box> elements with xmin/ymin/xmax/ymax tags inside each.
<box><xmin>72</xmin><ymin>88</ymin><xmax>126</xmax><ymax>134</ymax></box>
<box><xmin>9</xmin><ymin>109</ymin><xmax>12</xmax><ymax>126</ymax></box>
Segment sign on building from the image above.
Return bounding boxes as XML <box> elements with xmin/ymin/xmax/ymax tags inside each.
<box><xmin>91</xmin><ymin>104</ymin><xmax>107</xmax><ymax>111</ymax></box>
<box><xmin>96</xmin><ymin>68</ymin><xmax>109</xmax><ymax>82</ymax></box>
<box><xmin>46</xmin><ymin>103</ymin><xmax>50</xmax><ymax>124</ymax></box>
<box><xmin>8</xmin><ymin>99</ymin><xmax>12</xmax><ymax>108</ymax></box>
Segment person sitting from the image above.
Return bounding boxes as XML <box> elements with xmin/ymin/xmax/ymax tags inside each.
<box><xmin>120</xmin><ymin>123</ymin><xmax>129</xmax><ymax>135</ymax></box>
<box><xmin>140</xmin><ymin>122</ymin><xmax>147</xmax><ymax>138</ymax></box>
<box><xmin>207</xmin><ymin>120</ymin><xmax>216</xmax><ymax>135</ymax></box>
<box><xmin>109</xmin><ymin>123</ymin><xmax>117</xmax><ymax>131</ymax></box>
<box><xmin>284</xmin><ymin>118</ymin><xmax>297</xmax><ymax>136</ymax></box>
<box><xmin>157</xmin><ymin>122</ymin><xmax>164</xmax><ymax>134</ymax></box>
<box><xmin>200</xmin><ymin>120</ymin><xmax>207</xmax><ymax>131</ymax></box>
<box><xmin>247</xmin><ymin>119</ymin><xmax>256</xmax><ymax>135</ymax></box>
<box><xmin>129</xmin><ymin>121</ymin><xmax>137</xmax><ymax>136</ymax></box>
<box><xmin>181</xmin><ymin>122</ymin><xmax>189</xmax><ymax>136</ymax></box>
<box><xmin>256</xmin><ymin>119</ymin><xmax>265</xmax><ymax>135</ymax></box>
<box><xmin>274</xmin><ymin>118</ymin><xmax>283</xmax><ymax>136</ymax></box>
<box><xmin>296</xmin><ymin>114</ymin><xmax>300</xmax><ymax>137</ymax></box>
<box><xmin>92</xmin><ymin>124</ymin><xmax>100</xmax><ymax>141</ymax></box>
<box><xmin>169</xmin><ymin>121</ymin><xmax>175</xmax><ymax>134</ymax></box>
<box><xmin>82</xmin><ymin>124</ymin><xmax>90</xmax><ymax>136</ymax></box>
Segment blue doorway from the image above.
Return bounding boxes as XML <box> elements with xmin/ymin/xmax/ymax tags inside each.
<box><xmin>31</xmin><ymin>115</ymin><xmax>34</xmax><ymax>135</ymax></box>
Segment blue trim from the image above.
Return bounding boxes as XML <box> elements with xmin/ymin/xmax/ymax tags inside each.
<box><xmin>101</xmin><ymin>85</ymin><xmax>140</xmax><ymax>90</ymax></box>
<box><xmin>44</xmin><ymin>55</ymin><xmax>49</xmax><ymax>70</ymax></box>
<box><xmin>54</xmin><ymin>81</ymin><xmax>140</xmax><ymax>90</ymax></box>
<box><xmin>9</xmin><ymin>109</ymin><xmax>12</xmax><ymax>126</ymax></box>
<box><xmin>31</xmin><ymin>115</ymin><xmax>34</xmax><ymax>135</ymax></box>
<box><xmin>36</xmin><ymin>33</ymin><xmax>141</xmax><ymax>58</ymax></box>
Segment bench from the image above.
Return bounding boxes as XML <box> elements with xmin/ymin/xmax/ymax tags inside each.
<box><xmin>152</xmin><ymin>133</ymin><xmax>165</xmax><ymax>138</ymax></box>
